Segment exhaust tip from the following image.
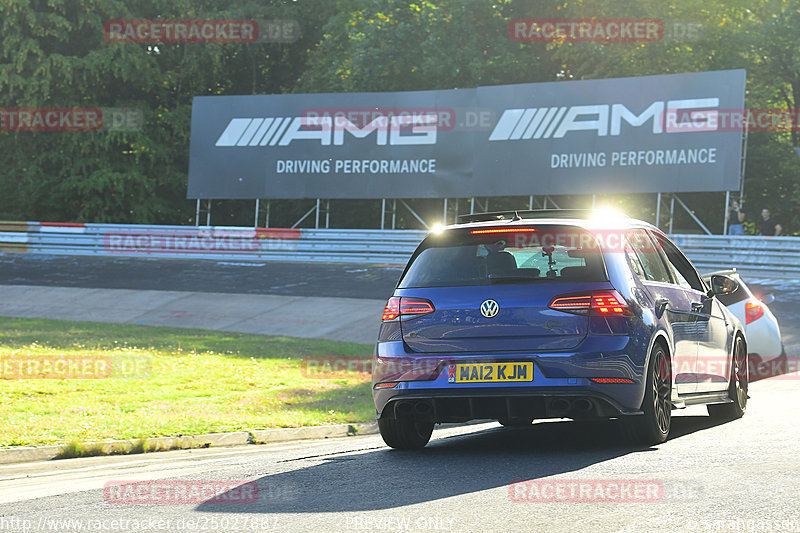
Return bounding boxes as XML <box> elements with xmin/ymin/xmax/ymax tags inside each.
<box><xmin>395</xmin><ymin>402</ymin><xmax>414</xmax><ymax>417</ymax></box>
<box><xmin>550</xmin><ymin>398</ymin><xmax>571</xmax><ymax>413</ymax></box>
<box><xmin>573</xmin><ymin>398</ymin><xmax>594</xmax><ymax>413</ymax></box>
<box><xmin>414</xmin><ymin>402</ymin><xmax>432</xmax><ymax>414</ymax></box>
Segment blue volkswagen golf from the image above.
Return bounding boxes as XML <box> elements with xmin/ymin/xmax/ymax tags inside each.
<box><xmin>372</xmin><ymin>210</ymin><xmax>748</xmax><ymax>449</ymax></box>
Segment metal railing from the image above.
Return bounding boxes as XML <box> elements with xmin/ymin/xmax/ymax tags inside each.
<box><xmin>669</xmin><ymin>234</ymin><xmax>800</xmax><ymax>278</ymax></box>
<box><xmin>0</xmin><ymin>222</ymin><xmax>426</xmax><ymax>264</ymax></box>
<box><xmin>0</xmin><ymin>222</ymin><xmax>798</xmax><ymax>277</ymax></box>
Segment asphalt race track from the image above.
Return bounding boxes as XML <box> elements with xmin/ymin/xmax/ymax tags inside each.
<box><xmin>1</xmin><ymin>253</ymin><xmax>800</xmax><ymax>532</ymax></box>
<box><xmin>0</xmin><ymin>254</ymin><xmax>404</xmax><ymax>300</ymax></box>
<box><xmin>0</xmin><ymin>254</ymin><xmax>406</xmax><ymax>344</ymax></box>
<box><xmin>3</xmin><ymin>387</ymin><xmax>800</xmax><ymax>533</ymax></box>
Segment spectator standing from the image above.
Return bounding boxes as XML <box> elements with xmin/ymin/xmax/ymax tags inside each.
<box><xmin>758</xmin><ymin>208</ymin><xmax>782</xmax><ymax>236</ymax></box>
<box><xmin>727</xmin><ymin>200</ymin><xmax>745</xmax><ymax>235</ymax></box>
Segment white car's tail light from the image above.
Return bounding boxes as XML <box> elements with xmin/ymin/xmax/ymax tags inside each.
<box><xmin>745</xmin><ymin>300</ymin><xmax>764</xmax><ymax>324</ymax></box>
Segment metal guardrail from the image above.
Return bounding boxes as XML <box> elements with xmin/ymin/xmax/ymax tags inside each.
<box><xmin>0</xmin><ymin>222</ymin><xmax>798</xmax><ymax>277</ymax></box>
<box><xmin>0</xmin><ymin>222</ymin><xmax>426</xmax><ymax>264</ymax></box>
<box><xmin>669</xmin><ymin>234</ymin><xmax>800</xmax><ymax>278</ymax></box>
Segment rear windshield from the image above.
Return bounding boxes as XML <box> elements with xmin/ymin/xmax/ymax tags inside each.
<box><xmin>399</xmin><ymin>225</ymin><xmax>607</xmax><ymax>288</ymax></box>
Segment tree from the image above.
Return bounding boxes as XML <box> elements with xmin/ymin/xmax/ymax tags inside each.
<box><xmin>1</xmin><ymin>0</ymin><xmax>798</xmax><ymax>232</ymax></box>
<box><xmin>0</xmin><ymin>0</ymin><xmax>331</xmax><ymax>223</ymax></box>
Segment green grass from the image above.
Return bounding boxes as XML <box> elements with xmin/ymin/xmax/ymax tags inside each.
<box><xmin>0</xmin><ymin>318</ymin><xmax>375</xmax><ymax>447</ymax></box>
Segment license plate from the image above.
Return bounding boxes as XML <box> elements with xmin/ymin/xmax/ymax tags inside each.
<box><xmin>450</xmin><ymin>362</ymin><xmax>533</xmax><ymax>383</ymax></box>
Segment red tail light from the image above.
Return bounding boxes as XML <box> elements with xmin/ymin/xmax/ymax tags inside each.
<box><xmin>400</xmin><ymin>298</ymin><xmax>435</xmax><ymax>315</ymax></box>
<box><xmin>592</xmin><ymin>294</ymin><xmax>627</xmax><ymax>315</ymax></box>
<box><xmin>550</xmin><ymin>291</ymin><xmax>630</xmax><ymax>316</ymax></box>
<box><xmin>745</xmin><ymin>300</ymin><xmax>764</xmax><ymax>324</ymax></box>
<box><xmin>382</xmin><ymin>297</ymin><xmax>401</xmax><ymax>321</ymax></box>
<box><xmin>381</xmin><ymin>297</ymin><xmax>435</xmax><ymax>322</ymax></box>
<box><xmin>549</xmin><ymin>295</ymin><xmax>592</xmax><ymax>311</ymax></box>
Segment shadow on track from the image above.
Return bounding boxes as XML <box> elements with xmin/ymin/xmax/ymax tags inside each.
<box><xmin>197</xmin><ymin>414</ymin><xmax>725</xmax><ymax>514</ymax></box>
<box><xmin>749</xmin><ymin>353</ymin><xmax>797</xmax><ymax>382</ymax></box>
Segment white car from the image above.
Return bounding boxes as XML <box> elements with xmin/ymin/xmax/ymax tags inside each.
<box><xmin>703</xmin><ymin>270</ymin><xmax>784</xmax><ymax>366</ymax></box>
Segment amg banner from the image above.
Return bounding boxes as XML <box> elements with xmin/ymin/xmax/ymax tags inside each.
<box><xmin>187</xmin><ymin>70</ymin><xmax>746</xmax><ymax>199</ymax></box>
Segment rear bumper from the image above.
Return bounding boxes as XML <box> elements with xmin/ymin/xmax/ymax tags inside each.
<box><xmin>372</xmin><ymin>335</ymin><xmax>650</xmax><ymax>420</ymax></box>
<box><xmin>745</xmin><ymin>312</ymin><xmax>783</xmax><ymax>360</ymax></box>
<box><xmin>376</xmin><ymin>387</ymin><xmax>642</xmax><ymax>423</ymax></box>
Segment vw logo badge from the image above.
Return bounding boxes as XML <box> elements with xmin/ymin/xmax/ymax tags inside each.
<box><xmin>480</xmin><ymin>299</ymin><xmax>499</xmax><ymax>318</ymax></box>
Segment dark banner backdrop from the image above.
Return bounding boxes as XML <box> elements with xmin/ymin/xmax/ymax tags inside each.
<box><xmin>187</xmin><ymin>70</ymin><xmax>746</xmax><ymax>200</ymax></box>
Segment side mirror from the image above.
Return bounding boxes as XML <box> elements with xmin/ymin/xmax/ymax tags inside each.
<box><xmin>708</xmin><ymin>274</ymin><xmax>739</xmax><ymax>297</ymax></box>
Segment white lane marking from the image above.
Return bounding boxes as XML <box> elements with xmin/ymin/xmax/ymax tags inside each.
<box><xmin>217</xmin><ymin>261</ymin><xmax>266</xmax><ymax>267</ymax></box>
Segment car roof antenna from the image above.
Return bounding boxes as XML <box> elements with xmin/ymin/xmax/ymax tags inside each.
<box><xmin>511</xmin><ymin>210</ymin><xmax>522</xmax><ymax>221</ymax></box>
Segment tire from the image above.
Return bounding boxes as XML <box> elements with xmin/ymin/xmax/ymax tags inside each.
<box><xmin>747</xmin><ymin>354</ymin><xmax>763</xmax><ymax>380</ymax></box>
<box><xmin>768</xmin><ymin>350</ymin><xmax>789</xmax><ymax>381</ymax></box>
<box><xmin>774</xmin><ymin>348</ymin><xmax>788</xmax><ymax>376</ymax></box>
<box><xmin>378</xmin><ymin>417</ymin><xmax>434</xmax><ymax>449</ymax></box>
<box><xmin>708</xmin><ymin>336</ymin><xmax>748</xmax><ymax>421</ymax></box>
<box><xmin>498</xmin><ymin>417</ymin><xmax>533</xmax><ymax>427</ymax></box>
<box><xmin>625</xmin><ymin>342</ymin><xmax>672</xmax><ymax>445</ymax></box>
